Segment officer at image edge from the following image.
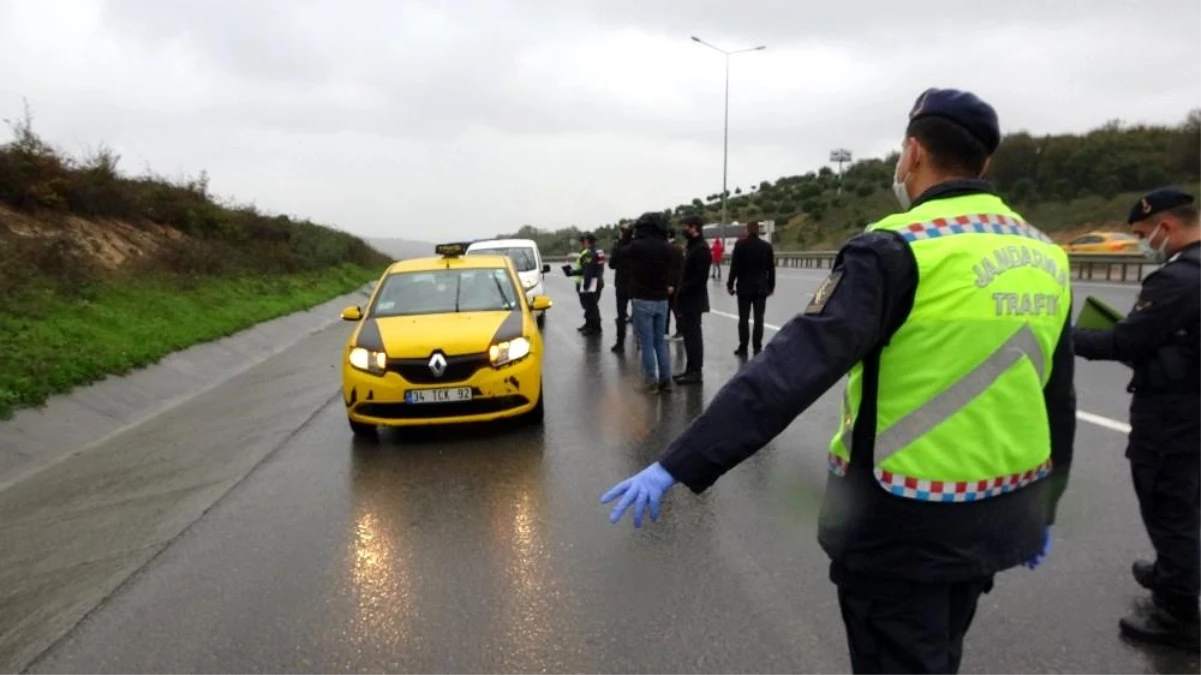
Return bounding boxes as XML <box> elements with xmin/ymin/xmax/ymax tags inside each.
<box><xmin>1073</xmin><ymin>186</ymin><xmax>1200</xmax><ymax>652</ymax></box>
<box><xmin>600</xmin><ymin>87</ymin><xmax>1077</xmax><ymax>674</ymax></box>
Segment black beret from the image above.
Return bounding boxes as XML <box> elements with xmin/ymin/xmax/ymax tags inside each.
<box><xmin>908</xmin><ymin>87</ymin><xmax>1001</xmax><ymax>154</ymax></box>
<box><xmin>1127</xmin><ymin>187</ymin><xmax>1196</xmax><ymax>224</ymax></box>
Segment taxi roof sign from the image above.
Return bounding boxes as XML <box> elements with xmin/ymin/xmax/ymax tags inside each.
<box><xmin>435</xmin><ymin>242</ymin><xmax>469</xmax><ymax>257</ymax></box>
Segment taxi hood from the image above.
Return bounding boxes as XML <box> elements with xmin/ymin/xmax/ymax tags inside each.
<box><xmin>354</xmin><ymin>309</ymin><xmax>526</xmax><ymax>357</ymax></box>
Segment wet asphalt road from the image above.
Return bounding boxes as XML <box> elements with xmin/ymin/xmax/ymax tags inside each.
<box><xmin>8</xmin><ymin>268</ymin><xmax>1199</xmax><ymax>673</ymax></box>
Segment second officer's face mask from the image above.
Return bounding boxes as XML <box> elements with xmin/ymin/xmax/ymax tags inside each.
<box><xmin>1138</xmin><ymin>222</ymin><xmax>1171</xmax><ymax>263</ymax></box>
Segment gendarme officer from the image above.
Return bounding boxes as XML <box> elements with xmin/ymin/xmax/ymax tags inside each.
<box><xmin>600</xmin><ymin>87</ymin><xmax>1078</xmax><ymax>673</ymax></box>
<box><xmin>1074</xmin><ymin>187</ymin><xmax>1200</xmax><ymax>652</ymax></box>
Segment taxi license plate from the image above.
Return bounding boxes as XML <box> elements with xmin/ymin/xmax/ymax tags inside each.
<box><xmin>405</xmin><ymin>387</ymin><xmax>473</xmax><ymax>404</ymax></box>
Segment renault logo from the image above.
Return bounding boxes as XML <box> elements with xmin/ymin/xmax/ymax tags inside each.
<box><xmin>428</xmin><ymin>352</ymin><xmax>447</xmax><ymax>377</ymax></box>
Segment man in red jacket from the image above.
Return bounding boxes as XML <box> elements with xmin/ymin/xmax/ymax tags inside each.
<box><xmin>710</xmin><ymin>236</ymin><xmax>725</xmax><ymax>280</ymax></box>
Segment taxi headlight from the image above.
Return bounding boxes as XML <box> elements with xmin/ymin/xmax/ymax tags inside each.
<box><xmin>349</xmin><ymin>346</ymin><xmax>388</xmax><ymax>374</ymax></box>
<box><xmin>489</xmin><ymin>336</ymin><xmax>531</xmax><ymax>367</ymax></box>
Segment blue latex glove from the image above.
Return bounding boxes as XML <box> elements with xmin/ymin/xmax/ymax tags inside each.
<box><xmin>1023</xmin><ymin>526</ymin><xmax>1052</xmax><ymax>569</ymax></box>
<box><xmin>600</xmin><ymin>462</ymin><xmax>678</xmax><ymax>528</ymax></box>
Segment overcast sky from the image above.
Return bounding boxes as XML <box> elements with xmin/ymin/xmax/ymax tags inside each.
<box><xmin>3</xmin><ymin>0</ymin><xmax>1198</xmax><ymax>241</ymax></box>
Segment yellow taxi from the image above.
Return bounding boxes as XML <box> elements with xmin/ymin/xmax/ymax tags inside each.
<box><xmin>1061</xmin><ymin>231</ymin><xmax>1140</xmax><ymax>253</ymax></box>
<box><xmin>339</xmin><ymin>242</ymin><xmax>552</xmax><ymax>436</ymax></box>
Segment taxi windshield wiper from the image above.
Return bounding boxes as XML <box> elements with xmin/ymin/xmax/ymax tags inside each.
<box><xmin>489</xmin><ymin>274</ymin><xmax>511</xmax><ymax>310</ymax></box>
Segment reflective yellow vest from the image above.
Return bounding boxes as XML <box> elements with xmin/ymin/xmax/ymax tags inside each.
<box><xmin>828</xmin><ymin>192</ymin><xmax>1072</xmax><ymax>502</ymax></box>
<box><xmin>571</xmin><ymin>250</ymin><xmax>585</xmax><ymax>289</ymax></box>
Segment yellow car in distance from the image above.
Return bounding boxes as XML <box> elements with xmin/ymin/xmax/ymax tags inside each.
<box><xmin>1061</xmin><ymin>231</ymin><xmax>1140</xmax><ymax>253</ymax></box>
<box><xmin>339</xmin><ymin>242</ymin><xmax>552</xmax><ymax>436</ymax></box>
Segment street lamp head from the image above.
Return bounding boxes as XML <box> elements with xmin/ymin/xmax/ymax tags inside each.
<box><xmin>691</xmin><ymin>36</ymin><xmax>701</xmax><ymax>42</ymax></box>
<box><xmin>754</xmin><ymin>45</ymin><xmax>767</xmax><ymax>50</ymax></box>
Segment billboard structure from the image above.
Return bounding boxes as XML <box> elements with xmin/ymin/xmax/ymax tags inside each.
<box><xmin>702</xmin><ymin>220</ymin><xmax>776</xmax><ymax>250</ymax></box>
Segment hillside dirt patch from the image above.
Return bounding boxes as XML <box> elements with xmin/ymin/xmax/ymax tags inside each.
<box><xmin>0</xmin><ymin>206</ymin><xmax>187</xmax><ymax>270</ymax></box>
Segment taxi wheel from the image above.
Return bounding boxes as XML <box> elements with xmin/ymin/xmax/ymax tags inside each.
<box><xmin>536</xmin><ymin>311</ymin><xmax>546</xmax><ymax>328</ymax></box>
<box><xmin>349</xmin><ymin>417</ymin><xmax>377</xmax><ymax>436</ymax></box>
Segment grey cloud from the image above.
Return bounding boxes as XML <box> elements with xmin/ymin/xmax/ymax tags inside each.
<box><xmin>3</xmin><ymin>0</ymin><xmax>1197</xmax><ymax>240</ymax></box>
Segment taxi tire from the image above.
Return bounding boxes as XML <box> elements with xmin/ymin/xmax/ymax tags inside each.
<box><xmin>536</xmin><ymin>311</ymin><xmax>546</xmax><ymax>328</ymax></box>
<box><xmin>349</xmin><ymin>417</ymin><xmax>377</xmax><ymax>436</ymax></box>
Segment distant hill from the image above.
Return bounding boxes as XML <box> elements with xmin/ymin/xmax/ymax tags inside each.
<box><xmin>503</xmin><ymin>110</ymin><xmax>1201</xmax><ymax>256</ymax></box>
<box><xmin>364</xmin><ymin>237</ymin><xmax>436</xmax><ymax>261</ymax></box>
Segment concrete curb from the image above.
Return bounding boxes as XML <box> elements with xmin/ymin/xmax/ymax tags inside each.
<box><xmin>0</xmin><ymin>282</ymin><xmax>374</xmax><ymax>493</ymax></box>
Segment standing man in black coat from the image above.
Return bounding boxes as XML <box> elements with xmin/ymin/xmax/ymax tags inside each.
<box><xmin>726</xmin><ymin>221</ymin><xmax>776</xmax><ymax>356</ymax></box>
<box><xmin>673</xmin><ymin>215</ymin><xmax>712</xmax><ymax>385</ymax></box>
<box><xmin>608</xmin><ymin>222</ymin><xmax>635</xmax><ymax>353</ymax></box>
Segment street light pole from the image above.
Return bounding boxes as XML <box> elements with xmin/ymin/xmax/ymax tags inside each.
<box><xmin>692</xmin><ymin>36</ymin><xmax>765</xmax><ymax>231</ymax></box>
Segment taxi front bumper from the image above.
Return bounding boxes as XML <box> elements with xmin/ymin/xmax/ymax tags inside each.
<box><xmin>343</xmin><ymin>351</ymin><xmax>541</xmax><ymax>427</ymax></box>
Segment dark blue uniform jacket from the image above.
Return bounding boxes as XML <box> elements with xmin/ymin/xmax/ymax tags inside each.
<box><xmin>658</xmin><ymin>180</ymin><xmax>1078</xmax><ymax>584</ymax></box>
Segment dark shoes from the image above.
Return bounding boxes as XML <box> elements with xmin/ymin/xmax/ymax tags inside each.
<box><xmin>1122</xmin><ymin>559</ymin><xmax>1200</xmax><ymax>653</ymax></box>
<box><xmin>1120</xmin><ymin>607</ymin><xmax>1200</xmax><ymax>653</ymax></box>
<box><xmin>1133</xmin><ymin>560</ymin><xmax>1157</xmax><ymax>591</ymax></box>
<box><xmin>673</xmin><ymin>371</ymin><xmax>702</xmax><ymax>385</ymax></box>
<box><xmin>643</xmin><ymin>378</ymin><xmax>672</xmax><ymax>393</ymax></box>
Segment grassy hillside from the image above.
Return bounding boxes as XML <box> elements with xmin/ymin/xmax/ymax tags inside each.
<box><xmin>0</xmin><ymin>108</ymin><xmax>391</xmax><ymax>419</ymax></box>
<box><xmin>510</xmin><ymin>109</ymin><xmax>1201</xmax><ymax>255</ymax></box>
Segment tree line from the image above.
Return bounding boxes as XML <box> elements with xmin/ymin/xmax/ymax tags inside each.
<box><xmin>500</xmin><ymin>109</ymin><xmax>1200</xmax><ymax>256</ymax></box>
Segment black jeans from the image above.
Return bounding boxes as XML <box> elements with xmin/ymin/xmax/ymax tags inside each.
<box><xmin>679</xmin><ymin>311</ymin><xmax>703</xmax><ymax>374</ymax></box>
<box><xmin>737</xmin><ymin>293</ymin><xmax>767</xmax><ymax>351</ymax></box>
<box><xmin>836</xmin><ymin>572</ymin><xmax>995</xmax><ymax>674</ymax></box>
<box><xmin>1130</xmin><ymin>448</ymin><xmax>1201</xmax><ymax>602</ymax></box>
<box><xmin>614</xmin><ymin>287</ymin><xmax>630</xmax><ymax>326</ymax></box>
<box><xmin>581</xmin><ymin>290</ymin><xmax>602</xmax><ymax>330</ymax></box>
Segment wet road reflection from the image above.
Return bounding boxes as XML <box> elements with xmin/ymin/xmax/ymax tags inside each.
<box><xmin>23</xmin><ymin>271</ymin><xmax>1198</xmax><ymax>674</ymax></box>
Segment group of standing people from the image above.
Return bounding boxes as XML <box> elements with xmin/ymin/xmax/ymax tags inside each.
<box><xmin>596</xmin><ymin>214</ymin><xmax>777</xmax><ymax>390</ymax></box>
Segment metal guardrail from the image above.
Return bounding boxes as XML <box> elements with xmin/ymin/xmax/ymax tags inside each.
<box><xmin>545</xmin><ymin>251</ymin><xmax>1156</xmax><ymax>284</ymax></box>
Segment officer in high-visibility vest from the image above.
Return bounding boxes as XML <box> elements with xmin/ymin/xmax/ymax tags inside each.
<box><xmin>600</xmin><ymin>88</ymin><xmax>1078</xmax><ymax>673</ymax></box>
<box><xmin>563</xmin><ymin>233</ymin><xmax>605</xmax><ymax>335</ymax></box>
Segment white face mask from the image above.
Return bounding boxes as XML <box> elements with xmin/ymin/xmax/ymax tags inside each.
<box><xmin>1138</xmin><ymin>223</ymin><xmax>1170</xmax><ymax>263</ymax></box>
<box><xmin>892</xmin><ymin>146</ymin><xmax>912</xmax><ymax>210</ymax></box>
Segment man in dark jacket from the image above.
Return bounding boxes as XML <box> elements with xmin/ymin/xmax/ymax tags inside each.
<box><xmin>1074</xmin><ymin>187</ymin><xmax>1200</xmax><ymax>651</ymax></box>
<box><xmin>608</xmin><ymin>222</ymin><xmax>635</xmax><ymax>352</ymax></box>
<box><xmin>726</xmin><ymin>221</ymin><xmax>775</xmax><ymax>356</ymax></box>
<box><xmin>627</xmin><ymin>212</ymin><xmax>679</xmax><ymax>391</ymax></box>
<box><xmin>673</xmin><ymin>215</ymin><xmax>712</xmax><ymax>384</ymax></box>
<box><xmin>665</xmin><ymin>229</ymin><xmax>684</xmax><ymax>339</ymax></box>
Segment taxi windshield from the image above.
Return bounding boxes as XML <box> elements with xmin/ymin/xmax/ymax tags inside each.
<box><xmin>370</xmin><ymin>267</ymin><xmax>520</xmax><ymax>317</ymax></box>
<box><xmin>467</xmin><ymin>246</ymin><xmax>537</xmax><ymax>272</ymax></box>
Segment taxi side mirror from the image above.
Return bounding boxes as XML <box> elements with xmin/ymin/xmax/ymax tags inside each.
<box><xmin>531</xmin><ymin>296</ymin><xmax>553</xmax><ymax>311</ymax></box>
<box><xmin>542</xmin><ymin>263</ymin><xmax>551</xmax><ymax>274</ymax></box>
<box><xmin>340</xmin><ymin>305</ymin><xmax>363</xmax><ymax>321</ymax></box>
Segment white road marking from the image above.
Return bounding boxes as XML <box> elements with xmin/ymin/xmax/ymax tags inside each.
<box><xmin>708</xmin><ymin>309</ymin><xmax>1132</xmax><ymax>434</ymax></box>
<box><xmin>1075</xmin><ymin>410</ymin><xmax>1132</xmax><ymax>434</ymax></box>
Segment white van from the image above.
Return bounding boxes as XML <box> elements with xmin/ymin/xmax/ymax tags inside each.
<box><xmin>466</xmin><ymin>238</ymin><xmax>550</xmax><ymax>323</ymax></box>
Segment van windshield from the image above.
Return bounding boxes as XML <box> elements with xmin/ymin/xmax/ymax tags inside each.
<box><xmin>468</xmin><ymin>246</ymin><xmax>537</xmax><ymax>272</ymax></box>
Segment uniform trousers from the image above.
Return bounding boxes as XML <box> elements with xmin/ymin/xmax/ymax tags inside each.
<box><xmin>1130</xmin><ymin>447</ymin><xmax>1201</xmax><ymax>606</ymax></box>
<box><xmin>835</xmin><ymin>567</ymin><xmax>994</xmax><ymax>674</ymax></box>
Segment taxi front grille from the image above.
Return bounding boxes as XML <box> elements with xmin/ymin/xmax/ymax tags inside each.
<box><xmin>356</xmin><ymin>395</ymin><xmax>529</xmax><ymax>419</ymax></box>
<box><xmin>386</xmin><ymin>353</ymin><xmax>490</xmax><ymax>384</ymax></box>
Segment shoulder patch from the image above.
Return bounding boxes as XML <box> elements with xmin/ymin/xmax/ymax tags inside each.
<box><xmin>804</xmin><ymin>269</ymin><xmax>844</xmax><ymax>315</ymax></box>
